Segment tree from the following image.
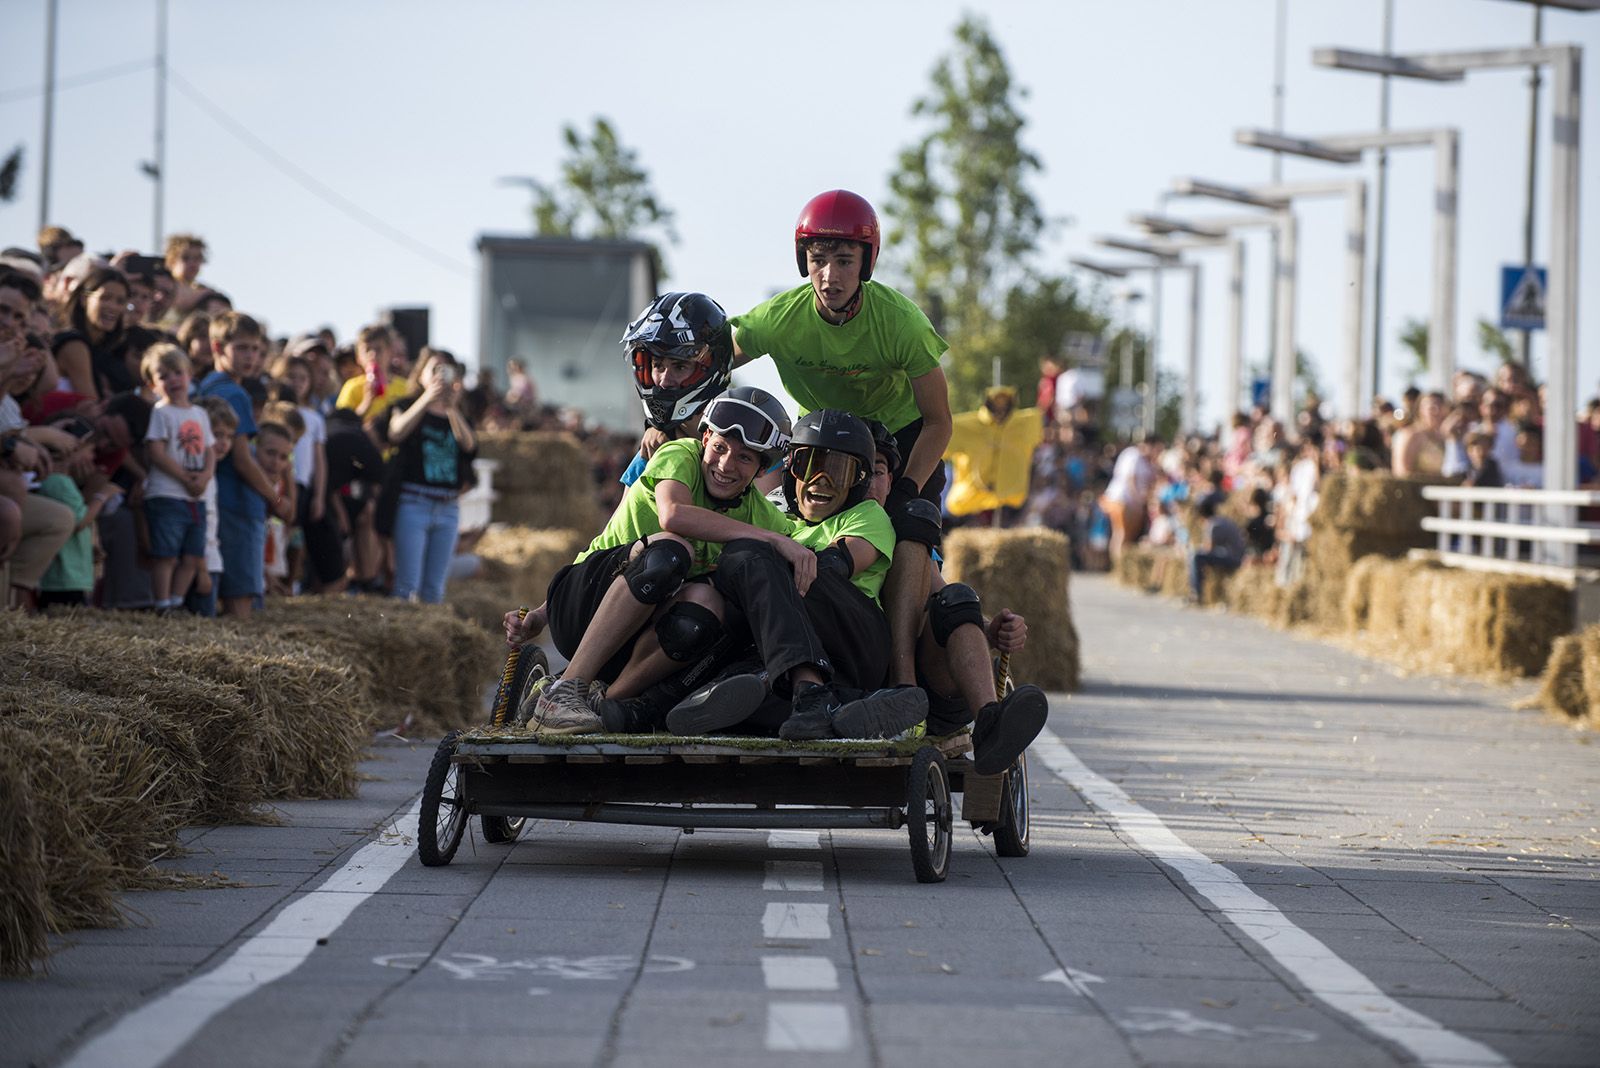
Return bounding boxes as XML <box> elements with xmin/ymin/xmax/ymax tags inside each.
<box><xmin>1476</xmin><ymin>317</ymin><xmax>1514</xmax><ymax>364</ymax></box>
<box><xmin>883</xmin><ymin>15</ymin><xmax>1047</xmax><ymax>408</ymax></box>
<box><xmin>520</xmin><ymin>118</ymin><xmax>676</xmax><ymax>272</ymax></box>
<box><xmin>950</xmin><ymin>275</ymin><xmax>1105</xmax><ymax>408</ymax></box>
<box><xmin>0</xmin><ymin>145</ymin><xmax>20</xmax><ymax>203</ymax></box>
<box><xmin>1399</xmin><ymin>318</ymin><xmax>1430</xmax><ymax>379</ymax></box>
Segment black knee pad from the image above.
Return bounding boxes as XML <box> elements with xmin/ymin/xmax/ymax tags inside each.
<box><xmin>927</xmin><ymin>583</ymin><xmax>983</xmax><ymax>646</ymax></box>
<box><xmin>624</xmin><ymin>538</ymin><xmax>692</xmax><ymax>604</ymax></box>
<box><xmin>892</xmin><ymin>497</ymin><xmax>943</xmax><ymax>551</ymax></box>
<box><xmin>655</xmin><ymin>601</ymin><xmax>723</xmax><ymax>662</ymax></box>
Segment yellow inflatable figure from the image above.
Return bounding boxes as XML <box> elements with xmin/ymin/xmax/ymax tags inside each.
<box><xmin>943</xmin><ymin>386</ymin><xmax>1044</xmax><ymax>517</ymax></box>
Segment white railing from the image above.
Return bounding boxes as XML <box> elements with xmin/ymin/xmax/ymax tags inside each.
<box><xmin>458</xmin><ymin>458</ymin><xmax>499</xmax><ymax>532</ymax></box>
<box><xmin>1418</xmin><ymin>485</ymin><xmax>1600</xmax><ymax>585</ymax></box>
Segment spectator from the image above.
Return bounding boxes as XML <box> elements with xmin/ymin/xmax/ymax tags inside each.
<box><xmin>1243</xmin><ymin>486</ymin><xmax>1275</xmax><ymax>561</ymax></box>
<box><xmin>1188</xmin><ymin>493</ymin><xmax>1246</xmax><ymax>604</ymax></box>
<box><xmin>195</xmin><ymin>311</ymin><xmax>290</xmax><ymax>619</ymax></box>
<box><xmin>139</xmin><ymin>344</ymin><xmax>214</xmax><ymax>614</ymax></box>
<box><xmin>162</xmin><ymin>233</ymin><xmax>208</xmax><ymax>322</ymax></box>
<box><xmin>378</xmin><ymin>351</ymin><xmax>476</xmax><ymax>604</ymax></box>
<box><xmin>337</xmin><ymin>324</ymin><xmax>412</xmax><ymax>427</ymax></box>
<box><xmin>1392</xmin><ymin>390</ymin><xmax>1447</xmax><ymax>477</ymax></box>
<box><xmin>176</xmin><ymin>312</ymin><xmax>212</xmax><ymax>380</ymax></box>
<box><xmin>185</xmin><ymin>396</ymin><xmax>237</xmax><ymax>616</ymax></box>
<box><xmin>503</xmin><ymin>357</ymin><xmax>538</xmax><ymax>418</ymax></box>
<box><xmin>53</xmin><ymin>265</ymin><xmax>138</xmax><ymax>400</ymax></box>
<box><xmin>276</xmin><ymin>356</ymin><xmax>332</xmax><ymax>594</ymax></box>
<box><xmin>1275</xmin><ymin>432</ymin><xmax>1322</xmax><ymax>588</ymax></box>
<box><xmin>1462</xmin><ymin>430</ymin><xmax>1504</xmax><ymax>488</ymax></box>
<box><xmin>1100</xmin><ymin>433</ymin><xmax>1158</xmax><ymax>563</ymax></box>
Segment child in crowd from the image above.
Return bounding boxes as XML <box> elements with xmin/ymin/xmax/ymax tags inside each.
<box><xmin>278</xmin><ymin>357</ymin><xmax>330</xmax><ymax>593</ymax></box>
<box><xmin>185</xmin><ymin>396</ymin><xmax>237</xmax><ymax>616</ymax></box>
<box><xmin>259</xmin><ymin>405</ymin><xmax>303</xmax><ymax>596</ymax></box>
<box><xmin>140</xmin><ymin>343</ymin><xmax>214</xmax><ymax>613</ymax></box>
<box><xmin>195</xmin><ymin>311</ymin><xmax>291</xmax><ymax>618</ymax></box>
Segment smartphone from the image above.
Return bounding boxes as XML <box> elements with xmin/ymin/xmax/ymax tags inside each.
<box><xmin>438</xmin><ymin>364</ymin><xmax>457</xmax><ymax>385</ymax></box>
<box><xmin>59</xmin><ymin>415</ymin><xmax>96</xmax><ymax>442</ymax></box>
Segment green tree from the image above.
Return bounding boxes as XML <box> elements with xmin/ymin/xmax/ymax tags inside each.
<box><xmin>521</xmin><ymin>118</ymin><xmax>676</xmax><ymax>272</ymax></box>
<box><xmin>1477</xmin><ymin>317</ymin><xmax>1514</xmax><ymax>364</ymax></box>
<box><xmin>950</xmin><ymin>275</ymin><xmax>1105</xmax><ymax>407</ymax></box>
<box><xmin>883</xmin><ymin>15</ymin><xmax>1046</xmax><ymax>408</ymax></box>
<box><xmin>1399</xmin><ymin>317</ymin><xmax>1430</xmax><ymax>378</ymax></box>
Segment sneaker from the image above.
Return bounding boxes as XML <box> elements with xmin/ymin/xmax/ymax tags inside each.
<box><xmin>512</xmin><ymin>670</ymin><xmax>552</xmax><ymax>727</ymax></box>
<box><xmin>597</xmin><ymin>687</ymin><xmax>674</xmax><ymax>734</ymax></box>
<box><xmin>779</xmin><ymin>682</ymin><xmax>840</xmax><ymax>742</ymax></box>
<box><xmin>531</xmin><ymin>678</ymin><xmax>604</xmax><ymax>735</ymax></box>
<box><xmin>831</xmin><ymin>685</ymin><xmax>928</xmax><ymax>740</ymax></box>
<box><xmin>971</xmin><ymin>684</ymin><xmax>1048</xmax><ymax>775</ymax></box>
<box><xmin>666</xmin><ymin>672</ymin><xmax>768</xmax><ymax>736</ymax></box>
<box><xmin>587</xmin><ymin>679</ymin><xmax>608</xmax><ymax>709</ymax></box>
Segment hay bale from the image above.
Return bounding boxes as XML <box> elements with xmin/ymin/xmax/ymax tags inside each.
<box><xmin>254</xmin><ymin>599</ymin><xmax>500</xmax><ymax>733</ymax></box>
<box><xmin>1114</xmin><ymin>545</ymin><xmax>1157</xmax><ymax>591</ymax></box>
<box><xmin>1315</xmin><ymin>470</ymin><xmax>1443</xmax><ymax>540</ymax></box>
<box><xmin>1533</xmin><ymin>634</ymin><xmax>1587</xmax><ymax>721</ymax></box>
<box><xmin>475</xmin><ymin>525</ymin><xmax>588</xmax><ymax>611</ymax></box>
<box><xmin>1343</xmin><ymin>555</ymin><xmax>1386</xmax><ymax>632</ymax></box>
<box><xmin>0</xmin><ymin>745</ymin><xmax>47</xmax><ymax>977</ymax></box>
<box><xmin>476</xmin><ymin>431</ymin><xmax>600</xmax><ymax>533</ymax></box>
<box><xmin>1578</xmin><ymin>627</ymin><xmax>1600</xmax><ymax>725</ymax></box>
<box><xmin>1359</xmin><ymin>557</ymin><xmax>1441</xmax><ymax>643</ymax></box>
<box><xmin>942</xmin><ymin>528</ymin><xmax>1080</xmax><ymax>692</ymax></box>
<box><xmin>1223</xmin><ymin>564</ymin><xmax>1286</xmax><ymax>623</ymax></box>
<box><xmin>1473</xmin><ymin>573</ymin><xmax>1570</xmax><ymax>676</ymax></box>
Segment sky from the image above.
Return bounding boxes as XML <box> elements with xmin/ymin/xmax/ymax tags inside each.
<box><xmin>2</xmin><ymin>0</ymin><xmax>1597</xmax><ymax>432</ymax></box>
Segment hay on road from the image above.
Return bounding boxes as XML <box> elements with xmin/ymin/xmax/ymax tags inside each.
<box><xmin>943</xmin><ymin>528</ymin><xmax>1080</xmax><ymax>692</ymax></box>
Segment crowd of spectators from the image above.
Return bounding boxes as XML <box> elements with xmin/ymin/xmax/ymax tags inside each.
<box><xmin>0</xmin><ymin>227</ymin><xmax>518</xmax><ymax>616</ymax></box>
<box><xmin>989</xmin><ymin>356</ymin><xmax>1577</xmax><ymax>601</ymax></box>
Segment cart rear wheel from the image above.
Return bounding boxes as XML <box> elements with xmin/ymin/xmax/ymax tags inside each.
<box><xmin>994</xmin><ymin>752</ymin><xmax>1031</xmax><ymax>857</ymax></box>
<box><xmin>418</xmin><ymin>732</ymin><xmax>467</xmax><ymax>866</ymax></box>
<box><xmin>482</xmin><ymin>645</ymin><xmax>547</xmax><ymax>843</ymax></box>
<box><xmin>906</xmin><ymin>746</ymin><xmax>952</xmax><ymax>883</ymax></box>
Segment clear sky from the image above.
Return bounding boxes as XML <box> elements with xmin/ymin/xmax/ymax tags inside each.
<box><xmin>2</xmin><ymin>0</ymin><xmax>1596</xmax><ymax>430</ymax></box>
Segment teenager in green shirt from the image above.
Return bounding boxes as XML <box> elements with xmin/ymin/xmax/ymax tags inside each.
<box><xmin>502</xmin><ymin>386</ymin><xmax>807</xmax><ymax>734</ymax></box>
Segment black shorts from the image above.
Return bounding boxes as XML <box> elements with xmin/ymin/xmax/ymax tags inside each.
<box><xmin>545</xmin><ymin>544</ymin><xmax>648</xmax><ymax>684</ymax></box>
<box><xmin>801</xmin><ymin>570</ymin><xmax>892</xmax><ymax>691</ymax></box>
<box><xmin>296</xmin><ymin>489</ymin><xmax>345</xmax><ymax>586</ymax></box>
<box><xmin>892</xmin><ymin>418</ymin><xmax>948</xmax><ymax>503</ymax></box>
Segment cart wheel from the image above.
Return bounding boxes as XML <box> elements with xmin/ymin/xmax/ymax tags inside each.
<box><xmin>993</xmin><ymin>751</ymin><xmax>1031</xmax><ymax>857</ymax></box>
<box><xmin>418</xmin><ymin>732</ymin><xmax>467</xmax><ymax>867</ymax></box>
<box><xmin>500</xmin><ymin>643</ymin><xmax>551</xmax><ymax>729</ymax></box>
<box><xmin>906</xmin><ymin>746</ymin><xmax>952</xmax><ymax>883</ymax></box>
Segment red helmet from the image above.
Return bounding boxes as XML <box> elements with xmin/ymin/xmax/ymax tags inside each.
<box><xmin>794</xmin><ymin>189</ymin><xmax>880</xmax><ymax>282</ymax></box>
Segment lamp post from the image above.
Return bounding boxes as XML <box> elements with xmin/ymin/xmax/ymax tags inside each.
<box><xmin>1316</xmin><ymin>43</ymin><xmax>1583</xmax><ymax>548</ymax></box>
<box><xmin>1237</xmin><ymin>126</ymin><xmax>1459</xmax><ymax>399</ymax></box>
<box><xmin>1070</xmin><ymin>257</ymin><xmax>1151</xmax><ymax>436</ymax></box>
<box><xmin>1094</xmin><ymin>236</ymin><xmax>1201</xmax><ymax>436</ymax></box>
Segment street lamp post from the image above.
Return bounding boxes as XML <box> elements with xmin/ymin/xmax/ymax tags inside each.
<box><xmin>1316</xmin><ymin>43</ymin><xmax>1583</xmax><ymax>554</ymax></box>
<box><xmin>1094</xmin><ymin>237</ymin><xmax>1201</xmax><ymax>435</ymax></box>
<box><xmin>1070</xmin><ymin>257</ymin><xmax>1154</xmax><ymax>436</ymax></box>
<box><xmin>1238</xmin><ymin>127</ymin><xmax>1459</xmax><ymax>399</ymax></box>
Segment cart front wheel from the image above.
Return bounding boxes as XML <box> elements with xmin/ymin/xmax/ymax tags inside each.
<box><xmin>481</xmin><ymin>814</ymin><xmax>525</xmax><ymax>844</ymax></box>
<box><xmin>994</xmin><ymin>752</ymin><xmax>1031</xmax><ymax>857</ymax></box>
<box><xmin>906</xmin><ymin>746</ymin><xmax>952</xmax><ymax>883</ymax></box>
<box><xmin>418</xmin><ymin>732</ymin><xmax>467</xmax><ymax>866</ymax></box>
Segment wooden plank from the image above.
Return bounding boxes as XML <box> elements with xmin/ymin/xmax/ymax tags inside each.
<box><xmin>624</xmin><ymin>755</ymin><xmax>670</xmax><ymax>765</ymax></box>
<box><xmin>565</xmin><ymin>754</ymin><xmax>609</xmax><ymax>764</ymax></box>
<box><xmin>797</xmin><ymin>757</ymin><xmax>837</xmax><ymax>766</ymax></box>
<box><xmin>507</xmin><ymin>754</ymin><xmax>559</xmax><ymax>764</ymax></box>
<box><xmin>853</xmin><ymin>757</ymin><xmax>912</xmax><ymax>768</ymax></box>
<box><xmin>737</xmin><ymin>755</ymin><xmax>781</xmax><ymax>765</ymax></box>
<box><xmin>680</xmin><ymin>755</ymin><xmax>734</xmax><ymax>764</ymax></box>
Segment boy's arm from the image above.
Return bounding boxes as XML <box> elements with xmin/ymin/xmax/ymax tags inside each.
<box><xmin>654</xmin><ymin>478</ymin><xmax>817</xmax><ymax>593</ymax></box>
<box><xmin>901</xmin><ymin>367</ymin><xmax>953</xmax><ymax>492</ymax></box>
<box><xmin>310</xmin><ymin>443</ymin><xmax>327</xmax><ymax>521</ymax></box>
<box><xmin>146</xmin><ymin>438</ymin><xmax>190</xmax><ymax>485</ymax></box>
<box><xmin>230</xmin><ymin>435</ymin><xmax>292</xmax><ymax>520</ymax></box>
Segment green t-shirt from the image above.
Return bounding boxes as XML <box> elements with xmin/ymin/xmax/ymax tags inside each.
<box><xmin>575</xmin><ymin>438</ymin><xmax>792</xmax><ymax>575</ymax></box>
<box><xmin>37</xmin><ymin>474</ymin><xmax>91</xmax><ymax>593</ymax></box>
<box><xmin>732</xmin><ymin>280</ymin><xmax>946</xmax><ymax>433</ymax></box>
<box><xmin>789</xmin><ymin>498</ymin><xmax>896</xmax><ymax>603</ymax></box>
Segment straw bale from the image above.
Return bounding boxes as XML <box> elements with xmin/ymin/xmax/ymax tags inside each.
<box><xmin>1578</xmin><ymin>627</ymin><xmax>1600</xmax><ymax>724</ymax></box>
<box><xmin>943</xmin><ymin>528</ymin><xmax>1080</xmax><ymax>692</ymax></box>
<box><xmin>1532</xmin><ymin>634</ymin><xmax>1587</xmax><ymax>721</ymax></box>
<box><xmin>1358</xmin><ymin>557</ymin><xmax>1441</xmax><ymax>643</ymax></box>
<box><xmin>474</xmin><ymin>525</ymin><xmax>588</xmax><ymax>611</ymax></box>
<box><xmin>476</xmin><ymin>431</ymin><xmax>600</xmax><ymax>533</ymax></box>
<box><xmin>253</xmin><ymin>599</ymin><xmax>500</xmax><ymax>733</ymax></box>
<box><xmin>1223</xmin><ymin>564</ymin><xmax>1286</xmax><ymax>623</ymax></box>
<box><xmin>0</xmin><ymin>745</ymin><xmax>47</xmax><ymax>976</ymax></box>
<box><xmin>1114</xmin><ymin>545</ymin><xmax>1157</xmax><ymax>591</ymax></box>
<box><xmin>1343</xmin><ymin>555</ymin><xmax>1387</xmax><ymax>631</ymax></box>
<box><xmin>1312</xmin><ymin>470</ymin><xmax>1442</xmax><ymax>541</ymax></box>
<box><xmin>1473</xmin><ymin>572</ymin><xmax>1569</xmax><ymax>676</ymax></box>
<box><xmin>445</xmin><ymin>577</ymin><xmax>511</xmax><ymax>634</ymax></box>
<box><xmin>0</xmin><ymin>615</ymin><xmax>264</xmax><ymax>822</ymax></box>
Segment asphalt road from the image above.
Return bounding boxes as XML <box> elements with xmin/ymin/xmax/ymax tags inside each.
<box><xmin>4</xmin><ymin>574</ymin><xmax>1597</xmax><ymax>1067</ymax></box>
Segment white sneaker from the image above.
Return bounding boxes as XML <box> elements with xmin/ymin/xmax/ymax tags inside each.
<box><xmin>531</xmin><ymin>678</ymin><xmax>603</xmax><ymax>735</ymax></box>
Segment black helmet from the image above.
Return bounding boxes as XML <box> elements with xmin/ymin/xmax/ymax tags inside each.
<box><xmin>784</xmin><ymin>409</ymin><xmax>875</xmax><ymax>519</ymax></box>
<box><xmin>699</xmin><ymin>385</ymin><xmax>793</xmax><ymax>467</ymax></box>
<box><xmin>864</xmin><ymin>419</ymin><xmax>901</xmax><ymax>480</ymax></box>
<box><xmin>622</xmin><ymin>292</ymin><xmax>735</xmax><ymax>431</ymax></box>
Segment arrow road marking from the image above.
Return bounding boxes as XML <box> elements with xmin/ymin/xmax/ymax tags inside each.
<box><xmin>1039</xmin><ymin>967</ymin><xmax>1105</xmax><ymax>997</ymax></box>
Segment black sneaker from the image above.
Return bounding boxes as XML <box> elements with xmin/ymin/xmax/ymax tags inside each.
<box><xmin>597</xmin><ymin>688</ymin><xmax>674</xmax><ymax>734</ymax></box>
<box><xmin>665</xmin><ymin>672</ymin><xmax>768</xmax><ymax>736</ymax></box>
<box><xmin>778</xmin><ymin>682</ymin><xmax>840</xmax><ymax>741</ymax></box>
<box><xmin>971</xmin><ymin>684</ymin><xmax>1048</xmax><ymax>775</ymax></box>
<box><xmin>831</xmin><ymin>685</ymin><xmax>928</xmax><ymax>739</ymax></box>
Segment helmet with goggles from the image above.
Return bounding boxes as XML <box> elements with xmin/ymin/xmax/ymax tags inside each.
<box><xmin>699</xmin><ymin>386</ymin><xmax>793</xmax><ymax>468</ymax></box>
<box><xmin>783</xmin><ymin>409</ymin><xmax>876</xmax><ymax>520</ymax></box>
<box><xmin>622</xmin><ymin>292</ymin><xmax>734</xmax><ymax>431</ymax></box>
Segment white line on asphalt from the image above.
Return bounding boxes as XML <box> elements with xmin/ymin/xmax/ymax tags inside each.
<box><xmin>764</xmin><ymin>860</ymin><xmax>824</xmax><ymax>891</ymax></box>
<box><xmin>761</xmin><ymin>955</ymin><xmax>840</xmax><ymax>991</ymax></box>
<box><xmin>767</xmin><ymin>830</ymin><xmax>821</xmax><ymax>850</ymax></box>
<box><xmin>1031</xmin><ymin>729</ymin><xmax>1511</xmax><ymax>1068</ymax></box>
<box><xmin>762</xmin><ymin>902</ymin><xmax>832</xmax><ymax>940</ymax></box>
<box><xmin>766</xmin><ymin>1003</ymin><xmax>851</xmax><ymax>1050</ymax></box>
<box><xmin>61</xmin><ymin>797</ymin><xmax>424</xmax><ymax>1068</ymax></box>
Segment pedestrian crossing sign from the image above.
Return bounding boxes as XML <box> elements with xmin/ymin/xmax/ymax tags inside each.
<box><xmin>1500</xmin><ymin>265</ymin><xmax>1547</xmax><ymax>331</ymax></box>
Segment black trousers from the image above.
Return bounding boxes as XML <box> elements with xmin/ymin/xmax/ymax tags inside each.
<box><xmin>712</xmin><ymin>539</ymin><xmax>892</xmax><ymax>699</ymax></box>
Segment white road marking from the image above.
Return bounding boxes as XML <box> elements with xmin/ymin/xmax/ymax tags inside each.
<box><xmin>766</xmin><ymin>1003</ymin><xmax>851</xmax><ymax>1051</ymax></box>
<box><xmin>1031</xmin><ymin>729</ymin><xmax>1511</xmax><ymax>1068</ymax></box>
<box><xmin>62</xmin><ymin>798</ymin><xmax>423</xmax><ymax>1068</ymax></box>
<box><xmin>1039</xmin><ymin>967</ymin><xmax>1106</xmax><ymax>996</ymax></box>
<box><xmin>764</xmin><ymin>860</ymin><xmax>824</xmax><ymax>891</ymax></box>
<box><xmin>767</xmin><ymin>830</ymin><xmax>821</xmax><ymax>850</ymax></box>
<box><xmin>761</xmin><ymin>955</ymin><xmax>839</xmax><ymax>991</ymax></box>
<box><xmin>762</xmin><ymin>902</ymin><xmax>832</xmax><ymax>940</ymax></box>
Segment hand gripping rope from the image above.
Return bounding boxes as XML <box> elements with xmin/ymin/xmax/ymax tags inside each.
<box><xmin>490</xmin><ymin>606</ymin><xmax>529</xmax><ymax>728</ymax></box>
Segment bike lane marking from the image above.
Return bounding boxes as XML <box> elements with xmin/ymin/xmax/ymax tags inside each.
<box><xmin>762</xmin><ymin>902</ymin><xmax>832</xmax><ymax>940</ymax></box>
<box><xmin>1031</xmin><ymin>728</ymin><xmax>1511</xmax><ymax>1068</ymax></box>
<box><xmin>61</xmin><ymin>796</ymin><xmax>423</xmax><ymax>1068</ymax></box>
<box><xmin>762</xmin><ymin>956</ymin><xmax>840</xmax><ymax>991</ymax></box>
<box><xmin>766</xmin><ymin>1003</ymin><xmax>852</xmax><ymax>1051</ymax></box>
<box><xmin>768</xmin><ymin>830</ymin><xmax>822</xmax><ymax>850</ymax></box>
<box><xmin>764</xmin><ymin>859</ymin><xmax>824</xmax><ymax>891</ymax></box>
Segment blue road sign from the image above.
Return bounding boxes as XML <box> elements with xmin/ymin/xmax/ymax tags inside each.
<box><xmin>1500</xmin><ymin>265</ymin><xmax>1547</xmax><ymax>331</ymax></box>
